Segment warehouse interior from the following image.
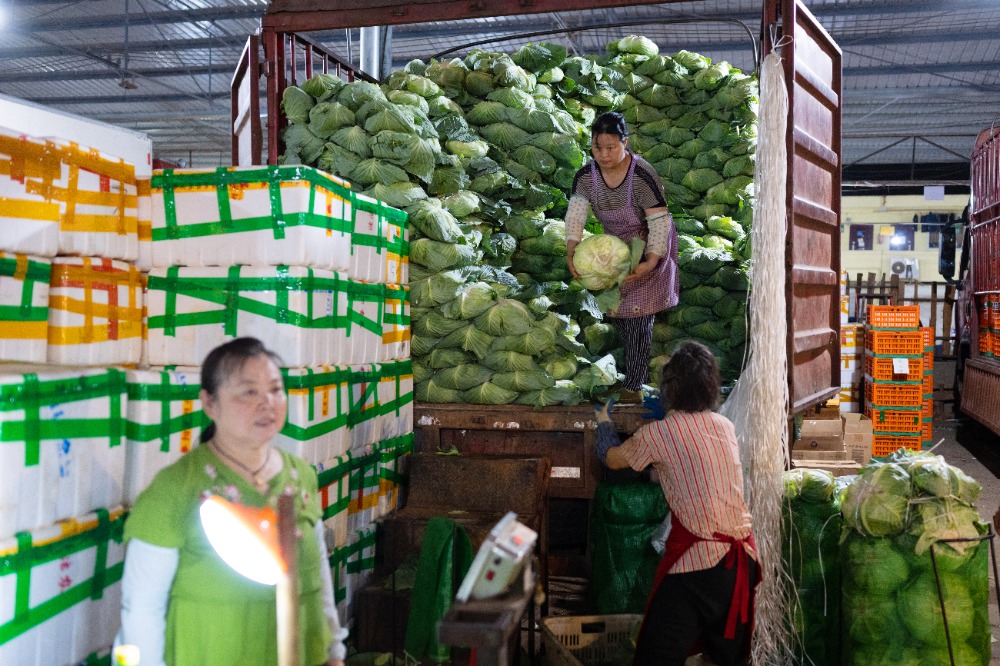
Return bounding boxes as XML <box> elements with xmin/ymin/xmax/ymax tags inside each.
<box><xmin>2</xmin><ymin>0</ymin><xmax>1000</xmax><ymax>664</ymax></box>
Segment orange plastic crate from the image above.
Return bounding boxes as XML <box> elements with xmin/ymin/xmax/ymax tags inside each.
<box><xmin>923</xmin><ymin>372</ymin><xmax>933</xmax><ymax>394</ymax></box>
<box><xmin>865</xmin><ymin>329</ymin><xmax>924</xmax><ymax>355</ymax></box>
<box><xmin>922</xmin><ymin>419</ymin><xmax>933</xmax><ymax>441</ymax></box>
<box><xmin>867</xmin><ymin>305</ymin><xmax>921</xmax><ymax>329</ymax></box>
<box><xmin>922</xmin><ymin>327</ymin><xmax>933</xmax><ymax>346</ymax></box>
<box><xmin>923</xmin><ymin>396</ymin><xmax>934</xmax><ymax>417</ymax></box>
<box><xmin>867</xmin><ymin>406</ymin><xmax>922</xmax><ymax>433</ymax></box>
<box><xmin>864</xmin><ymin>379</ymin><xmax>924</xmax><ymax>406</ymax></box>
<box><xmin>865</xmin><ymin>355</ymin><xmax>923</xmax><ymax>381</ymax></box>
<box><xmin>873</xmin><ymin>433</ymin><xmax>923</xmax><ymax>458</ymax></box>
<box><xmin>979</xmin><ymin>328</ymin><xmax>992</xmax><ymax>355</ymax></box>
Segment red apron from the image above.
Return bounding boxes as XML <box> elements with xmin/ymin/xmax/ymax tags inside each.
<box><xmin>635</xmin><ymin>513</ymin><xmax>759</xmax><ymax>662</ymax></box>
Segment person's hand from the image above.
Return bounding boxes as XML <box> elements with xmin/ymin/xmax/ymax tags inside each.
<box><xmin>567</xmin><ymin>246</ymin><xmax>581</xmax><ymax>278</ymax></box>
<box><xmin>623</xmin><ymin>257</ymin><xmax>657</xmax><ymax>284</ymax></box>
<box><xmin>594</xmin><ymin>395</ymin><xmax>616</xmax><ymax>423</ymax></box>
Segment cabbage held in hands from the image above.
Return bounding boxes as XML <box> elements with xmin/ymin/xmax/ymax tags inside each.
<box><xmin>573</xmin><ymin>234</ymin><xmax>641</xmax><ymax>290</ymax></box>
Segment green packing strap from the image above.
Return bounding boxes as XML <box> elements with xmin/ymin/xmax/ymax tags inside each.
<box><xmin>328</xmin><ymin>542</ymin><xmax>351</xmax><ymax>603</ymax></box>
<box><xmin>347</xmin><ymin>371</ymin><xmax>381</xmax><ymax>428</ymax></box>
<box><xmin>0</xmin><ymin>254</ymin><xmax>49</xmax><ymax>320</ymax></box>
<box><xmin>377</xmin><ymin>434</ymin><xmax>414</xmax><ymax>487</ymax></box>
<box><xmin>77</xmin><ymin>650</ymin><xmax>111</xmax><ymax>666</ymax></box>
<box><xmin>2</xmin><ymin>369</ymin><xmax>126</xmax><ymax>466</ymax></box>
<box><xmin>345</xmin><ymin>529</ymin><xmax>378</xmax><ymax>574</ymax></box>
<box><xmin>224</xmin><ymin>266</ymin><xmax>241</xmax><ymax>336</ymax></box>
<box><xmin>0</xmin><ymin>511</ymin><xmax>126</xmax><ymax>646</ymax></box>
<box><xmin>153</xmin><ymin>165</ymin><xmax>353</xmax><ymax>241</ymax></box>
<box><xmin>147</xmin><ymin>269</ymin><xmax>341</xmax><ymax>335</ymax></box>
<box><xmin>126</xmin><ymin>412</ymin><xmax>208</xmax><ymax>451</ymax></box>
<box><xmin>127</xmin><ymin>372</ymin><xmax>205</xmax><ymax>451</ymax></box>
<box><xmin>280</xmin><ymin>411</ymin><xmax>348</xmax><ymax>443</ymax></box>
<box><xmin>350</xmin><ymin>202</ymin><xmax>384</xmax><ymax>257</ymax></box>
<box><xmin>316</xmin><ymin>457</ymin><xmax>352</xmax><ymax>520</ymax></box>
<box><xmin>282</xmin><ymin>366</ymin><xmax>350</xmax><ymax>433</ymax></box>
<box><xmin>348</xmin><ymin>450</ymin><xmax>381</xmax><ymax>494</ymax></box>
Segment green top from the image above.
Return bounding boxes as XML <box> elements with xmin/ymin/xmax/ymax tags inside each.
<box><xmin>125</xmin><ymin>444</ymin><xmax>332</xmax><ymax>666</ymax></box>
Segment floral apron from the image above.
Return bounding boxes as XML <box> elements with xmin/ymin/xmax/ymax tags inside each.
<box><xmin>590</xmin><ymin>156</ymin><xmax>679</xmax><ymax>317</ymax></box>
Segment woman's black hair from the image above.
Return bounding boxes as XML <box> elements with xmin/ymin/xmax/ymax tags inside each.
<box><xmin>199</xmin><ymin>337</ymin><xmax>284</xmax><ymax>444</ymax></box>
<box><xmin>591</xmin><ymin>111</ymin><xmax>629</xmax><ymax>140</ymax></box>
<box><xmin>659</xmin><ymin>341</ymin><xmax>721</xmax><ymax>413</ymax></box>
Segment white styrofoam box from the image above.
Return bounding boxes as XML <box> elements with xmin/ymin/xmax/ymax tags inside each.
<box><xmin>150</xmin><ymin>165</ymin><xmax>354</xmax><ymax>271</ymax></box>
<box><xmin>337</xmin><ymin>280</ymin><xmax>384</xmax><ymax>366</ymax></box>
<box><xmin>348</xmin><ymin>444</ymin><xmax>379</xmax><ymax>525</ymax></box>
<box><xmin>317</xmin><ymin>453</ymin><xmax>351</xmax><ymax>551</ymax></box>
<box><xmin>381</xmin><ymin>283</ymin><xmax>410</xmax><ymax>362</ymax></box>
<box><xmin>376</xmin><ymin>433</ymin><xmax>412</xmax><ymax>518</ymax></box>
<box><xmin>840</xmin><ymin>324</ymin><xmax>862</xmax><ymax>352</ymax></box>
<box><xmin>0</xmin><ymin>366</ymin><xmax>127</xmax><ymax>540</ymax></box>
<box><xmin>377</xmin><ymin>360</ymin><xmax>413</xmax><ymax>442</ymax></box>
<box><xmin>0</xmin><ymin>506</ymin><xmax>126</xmax><ymax>666</ymax></box>
<box><xmin>840</xmin><ymin>401</ymin><xmax>860</xmax><ymax>414</ymax></box>
<box><xmin>841</xmin><ymin>352</ymin><xmax>860</xmax><ymax>377</ymax></box>
<box><xmin>0</xmin><ymin>129</ymin><xmax>61</xmax><ymax>258</ymax></box>
<box><xmin>342</xmin><ymin>524</ymin><xmax>377</xmax><ymax>627</ymax></box>
<box><xmin>47</xmin><ymin>257</ymin><xmax>143</xmax><ymax>366</ymax></box>
<box><xmin>347</xmin><ymin>191</ymin><xmax>405</xmax><ymax>284</ymax></box>
<box><xmin>124</xmin><ymin>368</ymin><xmax>205</xmax><ymax>505</ymax></box>
<box><xmin>278</xmin><ymin>366</ymin><xmax>351</xmax><ymax>466</ymax></box>
<box><xmin>145</xmin><ymin>265</ymin><xmax>338</xmax><ymax>367</ymax></box>
<box><xmin>347</xmin><ymin>365</ymin><xmax>381</xmax><ymax>452</ymax></box>
<box><xmin>0</xmin><ymin>252</ymin><xmax>50</xmax><ymax>363</ymax></box>
<box><xmin>840</xmin><ymin>293</ymin><xmax>850</xmax><ymax>324</ymax></box>
<box><xmin>384</xmin><ymin>206</ymin><xmax>409</xmax><ymax>286</ymax></box>
<box><xmin>135</xmin><ymin>178</ymin><xmax>153</xmax><ymax>272</ymax></box>
<box><xmin>839</xmin><ymin>383</ymin><xmax>860</xmax><ymax>405</ymax></box>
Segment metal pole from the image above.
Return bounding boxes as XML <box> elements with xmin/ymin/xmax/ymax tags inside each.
<box><xmin>276</xmin><ymin>492</ymin><xmax>300</xmax><ymax>666</ymax></box>
<box><xmin>360</xmin><ymin>26</ymin><xmax>381</xmax><ymax>79</ymax></box>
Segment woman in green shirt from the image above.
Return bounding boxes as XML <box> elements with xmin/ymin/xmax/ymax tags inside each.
<box><xmin>116</xmin><ymin>338</ymin><xmax>347</xmax><ymax>666</ymax></box>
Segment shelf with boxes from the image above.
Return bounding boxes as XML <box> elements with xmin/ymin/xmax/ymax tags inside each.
<box><xmin>0</xmin><ymin>98</ymin><xmax>413</xmax><ymax>661</ymax></box>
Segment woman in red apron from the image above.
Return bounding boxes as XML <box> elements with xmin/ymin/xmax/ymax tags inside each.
<box><xmin>594</xmin><ymin>342</ymin><xmax>758</xmax><ymax>665</ymax></box>
<box><xmin>565</xmin><ymin>112</ymin><xmax>679</xmax><ymax>402</ymax></box>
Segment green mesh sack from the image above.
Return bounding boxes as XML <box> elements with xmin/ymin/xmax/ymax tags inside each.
<box><xmin>589</xmin><ymin>482</ymin><xmax>668</xmax><ymax>614</ymax></box>
<box><xmin>781</xmin><ymin>469</ymin><xmax>842</xmax><ymax>666</ymax></box>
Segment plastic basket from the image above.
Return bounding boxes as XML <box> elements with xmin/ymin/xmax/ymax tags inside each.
<box><xmin>922</xmin><ymin>418</ymin><xmax>933</xmax><ymax>441</ymax></box>
<box><xmin>542</xmin><ymin>614</ymin><xmax>642</xmax><ymax>666</ymax></box>
<box><xmin>922</xmin><ymin>371</ymin><xmax>933</xmax><ymax>394</ymax></box>
<box><xmin>873</xmin><ymin>433</ymin><xmax>923</xmax><ymax>458</ymax></box>
<box><xmin>865</xmin><ymin>354</ymin><xmax>923</xmax><ymax>381</ymax></box>
<box><xmin>866</xmin><ymin>405</ymin><xmax>922</xmax><ymax>433</ymax></box>
<box><xmin>864</xmin><ymin>377</ymin><xmax>924</xmax><ymax>407</ymax></box>
<box><xmin>865</xmin><ymin>329</ymin><xmax>924</xmax><ymax>355</ymax></box>
<box><xmin>923</xmin><ymin>395</ymin><xmax>934</xmax><ymax>417</ymax></box>
<box><xmin>866</xmin><ymin>305</ymin><xmax>920</xmax><ymax>329</ymax></box>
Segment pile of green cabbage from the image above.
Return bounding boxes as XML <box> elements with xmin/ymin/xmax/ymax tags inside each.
<box><xmin>839</xmin><ymin>450</ymin><xmax>989</xmax><ymax>665</ymax></box>
<box><xmin>781</xmin><ymin>469</ymin><xmax>842</xmax><ymax>666</ymax></box>
<box><xmin>280</xmin><ymin>35</ymin><xmax>758</xmax><ymax>402</ymax></box>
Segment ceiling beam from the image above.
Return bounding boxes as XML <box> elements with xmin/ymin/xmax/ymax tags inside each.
<box><xmin>0</xmin><ymin>64</ymin><xmax>230</xmax><ymax>83</ymax></box>
<box><xmin>0</xmin><ymin>35</ymin><xmax>250</xmax><ymax>60</ymax></box>
<box><xmin>21</xmin><ymin>91</ymin><xmax>229</xmax><ymax>105</ymax></box>
<box><xmin>13</xmin><ymin>6</ymin><xmax>265</xmax><ymax>33</ymax></box>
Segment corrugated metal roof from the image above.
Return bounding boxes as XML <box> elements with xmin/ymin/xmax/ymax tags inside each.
<box><xmin>2</xmin><ymin>0</ymin><xmax>997</xmax><ymax>181</ymax></box>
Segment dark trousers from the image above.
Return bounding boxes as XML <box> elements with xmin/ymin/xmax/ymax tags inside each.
<box><xmin>633</xmin><ymin>558</ymin><xmax>757</xmax><ymax>666</ymax></box>
<box><xmin>609</xmin><ymin>315</ymin><xmax>654</xmax><ymax>391</ymax></box>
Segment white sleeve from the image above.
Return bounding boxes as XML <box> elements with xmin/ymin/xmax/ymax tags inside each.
<box><xmin>114</xmin><ymin>539</ymin><xmax>178</xmax><ymax>666</ymax></box>
<box><xmin>564</xmin><ymin>194</ymin><xmax>589</xmax><ymax>243</ymax></box>
<box><xmin>646</xmin><ymin>210</ymin><xmax>672</xmax><ymax>257</ymax></box>
<box><xmin>316</xmin><ymin>520</ymin><xmax>348</xmax><ymax>661</ymax></box>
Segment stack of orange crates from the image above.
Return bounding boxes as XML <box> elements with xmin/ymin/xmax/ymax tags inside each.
<box><xmin>922</xmin><ymin>326</ymin><xmax>934</xmax><ymax>447</ymax></box>
<box><xmin>863</xmin><ymin>305</ymin><xmax>925</xmax><ymax>457</ymax></box>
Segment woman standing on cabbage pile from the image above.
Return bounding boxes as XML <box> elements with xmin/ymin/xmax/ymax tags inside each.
<box><xmin>566</xmin><ymin>111</ymin><xmax>679</xmax><ymax>403</ymax></box>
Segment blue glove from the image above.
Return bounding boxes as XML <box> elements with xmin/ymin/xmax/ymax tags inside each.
<box><xmin>641</xmin><ymin>394</ymin><xmax>666</xmax><ymax>420</ymax></box>
<box><xmin>593</xmin><ymin>395</ymin><xmax>616</xmax><ymax>423</ymax></box>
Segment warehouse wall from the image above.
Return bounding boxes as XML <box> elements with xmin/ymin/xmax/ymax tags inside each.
<box><xmin>840</xmin><ymin>194</ymin><xmax>967</xmax><ymax>282</ymax></box>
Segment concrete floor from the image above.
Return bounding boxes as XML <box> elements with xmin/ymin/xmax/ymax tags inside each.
<box><xmin>928</xmin><ymin>360</ymin><xmax>1000</xmax><ymax>664</ymax></box>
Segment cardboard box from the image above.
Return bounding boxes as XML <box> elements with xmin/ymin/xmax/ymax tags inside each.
<box><xmin>791</xmin><ymin>458</ymin><xmax>862</xmax><ymax>477</ymax></box>
<box><xmin>795</xmin><ymin>418</ymin><xmax>845</xmax><ymax>453</ymax></box>
<box><xmin>842</xmin><ymin>412</ymin><xmax>874</xmax><ymax>466</ymax></box>
<box><xmin>791</xmin><ymin>449</ymin><xmax>849</xmax><ymax>461</ymax></box>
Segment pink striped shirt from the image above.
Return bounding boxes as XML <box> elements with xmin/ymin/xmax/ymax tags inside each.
<box><xmin>621</xmin><ymin>410</ymin><xmax>754</xmax><ymax>573</ymax></box>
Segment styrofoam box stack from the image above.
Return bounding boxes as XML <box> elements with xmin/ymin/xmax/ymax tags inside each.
<box><xmin>317</xmin><ymin>453</ymin><xmax>352</xmax><ymax>552</ymax></box>
<box><xmin>347</xmin><ymin>365</ymin><xmax>382</xmax><ymax>452</ymax></box>
<box><xmin>347</xmin><ymin>190</ymin><xmax>408</xmax><ymax>284</ymax></box>
<box><xmin>347</xmin><ymin>444</ymin><xmax>380</xmax><ymax>528</ymax></box>
<box><xmin>0</xmin><ymin>507</ymin><xmax>125</xmax><ymax>666</ymax></box>
<box><xmin>135</xmin><ymin>178</ymin><xmax>153</xmax><ymax>272</ymax></box>
<box><xmin>145</xmin><ymin>265</ymin><xmax>342</xmax><ymax>367</ymax></box>
<box><xmin>124</xmin><ymin>368</ymin><xmax>206</xmax><ymax>505</ymax></box>
<box><xmin>339</xmin><ymin>280</ymin><xmax>386</xmax><ymax>365</ymax></box>
<box><xmin>0</xmin><ymin>129</ymin><xmax>140</xmax><ymax>262</ymax></box>
<box><xmin>376</xmin><ymin>433</ymin><xmax>413</xmax><ymax>518</ymax></box>
<box><xmin>278</xmin><ymin>366</ymin><xmax>351</xmax><ymax>465</ymax></box>
<box><xmin>331</xmin><ymin>523</ymin><xmax>378</xmax><ymax>628</ymax></box>
<box><xmin>0</xmin><ymin>252</ymin><xmax>50</xmax><ymax>363</ymax></box>
<box><xmin>0</xmin><ymin>366</ymin><xmax>127</xmax><ymax>541</ymax></box>
<box><xmin>149</xmin><ymin>165</ymin><xmax>354</xmax><ymax>271</ymax></box>
<box><xmin>48</xmin><ymin>257</ymin><xmax>143</xmax><ymax>366</ymax></box>
<box><xmin>381</xmin><ymin>283</ymin><xmax>411</xmax><ymax>362</ymax></box>
<box><xmin>840</xmin><ymin>323</ymin><xmax>863</xmax><ymax>413</ymax></box>
<box><xmin>377</xmin><ymin>360</ymin><xmax>414</xmax><ymax>442</ymax></box>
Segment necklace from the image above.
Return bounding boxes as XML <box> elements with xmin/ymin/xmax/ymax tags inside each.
<box><xmin>211</xmin><ymin>441</ymin><xmax>272</xmax><ymax>491</ymax></box>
